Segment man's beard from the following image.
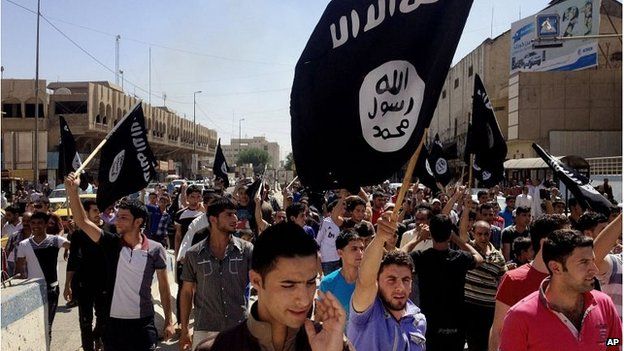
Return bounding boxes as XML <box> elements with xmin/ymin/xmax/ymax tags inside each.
<box><xmin>380</xmin><ymin>293</ymin><xmax>407</xmax><ymax>311</ymax></box>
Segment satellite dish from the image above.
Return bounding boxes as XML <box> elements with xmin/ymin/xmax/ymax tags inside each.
<box><xmin>54</xmin><ymin>87</ymin><xmax>72</xmax><ymax>95</ymax></box>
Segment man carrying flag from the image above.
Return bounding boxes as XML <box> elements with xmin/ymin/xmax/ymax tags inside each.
<box><xmin>465</xmin><ymin>74</ymin><xmax>507</xmax><ymax>188</ymax></box>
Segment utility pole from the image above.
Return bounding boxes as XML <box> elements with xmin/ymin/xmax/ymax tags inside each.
<box><xmin>115</xmin><ymin>35</ymin><xmax>120</xmax><ymax>85</ymax></box>
<box><xmin>148</xmin><ymin>47</ymin><xmax>151</xmax><ymax>105</ymax></box>
<box><xmin>193</xmin><ymin>91</ymin><xmax>202</xmax><ymax>176</ymax></box>
<box><xmin>163</xmin><ymin>92</ymin><xmax>167</xmax><ymax>107</ymax></box>
<box><xmin>238</xmin><ymin>117</ymin><xmax>245</xmax><ymax>157</ymax></box>
<box><xmin>34</xmin><ymin>0</ymin><xmax>41</xmax><ymax>185</ymax></box>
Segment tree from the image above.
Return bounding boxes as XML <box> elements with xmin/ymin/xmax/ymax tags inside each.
<box><xmin>284</xmin><ymin>152</ymin><xmax>295</xmax><ymax>171</ymax></box>
<box><xmin>237</xmin><ymin>148</ymin><xmax>270</xmax><ymax>169</ymax></box>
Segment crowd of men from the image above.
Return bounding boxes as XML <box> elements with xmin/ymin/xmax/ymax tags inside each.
<box><xmin>1</xmin><ymin>174</ymin><xmax>622</xmax><ymax>351</ymax></box>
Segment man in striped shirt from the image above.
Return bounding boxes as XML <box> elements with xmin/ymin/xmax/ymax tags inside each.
<box><xmin>462</xmin><ymin>220</ymin><xmax>507</xmax><ymax>351</ymax></box>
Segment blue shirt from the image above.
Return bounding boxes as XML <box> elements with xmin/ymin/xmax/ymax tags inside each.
<box><xmin>303</xmin><ymin>225</ymin><xmax>316</xmax><ymax>239</ymax></box>
<box><xmin>319</xmin><ymin>268</ymin><xmax>355</xmax><ymax>318</ymax></box>
<box><xmin>347</xmin><ymin>297</ymin><xmax>426</xmax><ymax>351</ymax></box>
<box><xmin>146</xmin><ymin>204</ymin><xmax>162</xmax><ymax>236</ymax></box>
<box><xmin>499</xmin><ymin>208</ymin><xmax>514</xmax><ymax>228</ymax></box>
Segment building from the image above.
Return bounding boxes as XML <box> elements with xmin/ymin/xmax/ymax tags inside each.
<box><xmin>1</xmin><ymin>79</ymin><xmax>218</xmax><ymax>183</ymax></box>
<box><xmin>430</xmin><ymin>0</ymin><xmax>622</xmax><ymax>164</ymax></box>
<box><xmin>222</xmin><ymin>136</ymin><xmax>280</xmax><ymax>170</ymax></box>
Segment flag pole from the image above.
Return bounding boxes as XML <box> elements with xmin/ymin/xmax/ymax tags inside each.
<box><xmin>74</xmin><ymin>101</ymin><xmax>143</xmax><ymax>175</ymax></box>
<box><xmin>286</xmin><ymin>176</ymin><xmax>299</xmax><ymax>190</ymax></box>
<box><xmin>468</xmin><ymin>153</ymin><xmax>474</xmax><ymax>190</ymax></box>
<box><xmin>392</xmin><ymin>128</ymin><xmax>428</xmax><ymax>220</ymax></box>
<box><xmin>256</xmin><ymin>164</ymin><xmax>268</xmax><ymax>199</ymax></box>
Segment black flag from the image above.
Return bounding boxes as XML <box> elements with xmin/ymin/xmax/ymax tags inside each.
<box><xmin>58</xmin><ymin>116</ymin><xmax>89</xmax><ymax>191</ymax></box>
<box><xmin>96</xmin><ymin>103</ymin><xmax>157</xmax><ymax>211</ymax></box>
<box><xmin>472</xmin><ymin>160</ymin><xmax>505</xmax><ymax>188</ymax></box>
<box><xmin>532</xmin><ymin>143</ymin><xmax>613</xmax><ymax>217</ymax></box>
<box><xmin>414</xmin><ymin>150</ymin><xmax>439</xmax><ymax>192</ymax></box>
<box><xmin>427</xmin><ymin>134</ymin><xmax>452</xmax><ymax>186</ymax></box>
<box><xmin>466</xmin><ymin>73</ymin><xmax>507</xmax><ymax>169</ymax></box>
<box><xmin>213</xmin><ymin>139</ymin><xmax>230</xmax><ymax>188</ymax></box>
<box><xmin>291</xmin><ymin>0</ymin><xmax>474</xmax><ymax>190</ymax></box>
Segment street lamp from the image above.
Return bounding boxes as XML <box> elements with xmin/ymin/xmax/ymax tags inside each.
<box><xmin>238</xmin><ymin>117</ymin><xmax>245</xmax><ymax>157</ymax></box>
<box><xmin>193</xmin><ymin>90</ymin><xmax>202</xmax><ymax>175</ymax></box>
<box><xmin>119</xmin><ymin>69</ymin><xmax>124</xmax><ymax>91</ymax></box>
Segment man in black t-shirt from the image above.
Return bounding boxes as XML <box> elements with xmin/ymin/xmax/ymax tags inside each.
<box><xmin>410</xmin><ymin>214</ymin><xmax>483</xmax><ymax>351</ymax></box>
<box><xmin>64</xmin><ymin>199</ymin><xmax>111</xmax><ymax>351</ymax></box>
<box><xmin>500</xmin><ymin>206</ymin><xmax>531</xmax><ymax>261</ymax></box>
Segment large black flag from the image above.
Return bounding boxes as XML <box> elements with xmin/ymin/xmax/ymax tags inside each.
<box><xmin>58</xmin><ymin>116</ymin><xmax>89</xmax><ymax>191</ymax></box>
<box><xmin>427</xmin><ymin>134</ymin><xmax>452</xmax><ymax>186</ymax></box>
<box><xmin>213</xmin><ymin>139</ymin><xmax>230</xmax><ymax>188</ymax></box>
<box><xmin>96</xmin><ymin>103</ymin><xmax>157</xmax><ymax>211</ymax></box>
<box><xmin>291</xmin><ymin>0</ymin><xmax>474</xmax><ymax>190</ymax></box>
<box><xmin>415</xmin><ymin>148</ymin><xmax>438</xmax><ymax>192</ymax></box>
<box><xmin>533</xmin><ymin>143</ymin><xmax>613</xmax><ymax>217</ymax></box>
<box><xmin>472</xmin><ymin>160</ymin><xmax>505</xmax><ymax>188</ymax></box>
<box><xmin>466</xmin><ymin>73</ymin><xmax>507</xmax><ymax>168</ymax></box>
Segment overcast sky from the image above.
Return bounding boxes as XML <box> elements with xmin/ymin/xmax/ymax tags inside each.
<box><xmin>2</xmin><ymin>0</ymin><xmax>553</xmax><ymax>160</ymax></box>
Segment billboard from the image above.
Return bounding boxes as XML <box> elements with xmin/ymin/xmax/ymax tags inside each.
<box><xmin>510</xmin><ymin>0</ymin><xmax>601</xmax><ymax>74</ymax></box>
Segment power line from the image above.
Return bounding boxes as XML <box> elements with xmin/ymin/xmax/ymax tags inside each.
<box><xmin>4</xmin><ymin>0</ymin><xmax>294</xmax><ymax>67</ymax></box>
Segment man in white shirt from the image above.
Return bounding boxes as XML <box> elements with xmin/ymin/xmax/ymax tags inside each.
<box><xmin>316</xmin><ymin>199</ymin><xmax>343</xmax><ymax>275</ymax></box>
<box><xmin>2</xmin><ymin>205</ymin><xmax>22</xmax><ymax>238</ymax></box>
<box><xmin>515</xmin><ymin>186</ymin><xmax>532</xmax><ymax>210</ymax></box>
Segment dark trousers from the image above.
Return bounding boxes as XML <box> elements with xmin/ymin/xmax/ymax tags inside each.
<box><xmin>425</xmin><ymin>320</ymin><xmax>466</xmax><ymax>351</ymax></box>
<box><xmin>104</xmin><ymin>316</ymin><xmax>158</xmax><ymax>351</ymax></box>
<box><xmin>465</xmin><ymin>303</ymin><xmax>495</xmax><ymax>351</ymax></box>
<box><xmin>176</xmin><ymin>261</ymin><xmax>183</xmax><ymax>323</ymax></box>
<box><xmin>78</xmin><ymin>286</ymin><xmax>111</xmax><ymax>351</ymax></box>
<box><xmin>46</xmin><ymin>285</ymin><xmax>60</xmax><ymax>340</ymax></box>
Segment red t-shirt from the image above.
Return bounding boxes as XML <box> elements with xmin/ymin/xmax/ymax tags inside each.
<box><xmin>500</xmin><ymin>281</ymin><xmax>622</xmax><ymax>351</ymax></box>
<box><xmin>371</xmin><ymin>208</ymin><xmax>384</xmax><ymax>225</ymax></box>
<box><xmin>495</xmin><ymin>263</ymin><xmax>548</xmax><ymax>307</ymax></box>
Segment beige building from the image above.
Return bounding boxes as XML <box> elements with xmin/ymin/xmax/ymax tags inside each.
<box><xmin>2</xmin><ymin>79</ymin><xmax>218</xmax><ymax>182</ymax></box>
<box><xmin>430</xmin><ymin>0</ymin><xmax>622</xmax><ymax>162</ymax></box>
<box><xmin>222</xmin><ymin>136</ymin><xmax>280</xmax><ymax>170</ymax></box>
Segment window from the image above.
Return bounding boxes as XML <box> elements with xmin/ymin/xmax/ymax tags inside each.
<box><xmin>25</xmin><ymin>103</ymin><xmax>44</xmax><ymax>118</ymax></box>
<box><xmin>454</xmin><ymin>78</ymin><xmax>459</xmax><ymax>89</ymax></box>
<box><xmin>611</xmin><ymin>51</ymin><xmax>622</xmax><ymax>62</ymax></box>
<box><xmin>468</xmin><ymin>65</ymin><xmax>473</xmax><ymax>77</ymax></box>
<box><xmin>442</xmin><ymin>90</ymin><xmax>447</xmax><ymax>99</ymax></box>
<box><xmin>2</xmin><ymin>103</ymin><xmax>22</xmax><ymax>117</ymax></box>
<box><xmin>54</xmin><ymin>101</ymin><xmax>88</xmax><ymax>114</ymax></box>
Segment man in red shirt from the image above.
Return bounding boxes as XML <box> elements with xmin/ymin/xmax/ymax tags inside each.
<box><xmin>500</xmin><ymin>229</ymin><xmax>621</xmax><ymax>351</ymax></box>
<box><xmin>488</xmin><ymin>214</ymin><xmax>570</xmax><ymax>350</ymax></box>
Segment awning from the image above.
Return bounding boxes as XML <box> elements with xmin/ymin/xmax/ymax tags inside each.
<box><xmin>504</xmin><ymin>155</ymin><xmax>589</xmax><ymax>170</ymax></box>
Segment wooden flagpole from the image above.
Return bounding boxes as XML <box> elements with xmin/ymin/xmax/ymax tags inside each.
<box><xmin>467</xmin><ymin>153</ymin><xmax>475</xmax><ymax>192</ymax></box>
<box><xmin>392</xmin><ymin>128</ymin><xmax>428</xmax><ymax>220</ymax></box>
<box><xmin>74</xmin><ymin>101</ymin><xmax>142</xmax><ymax>175</ymax></box>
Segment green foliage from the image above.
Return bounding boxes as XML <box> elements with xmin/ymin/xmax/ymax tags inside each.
<box><xmin>284</xmin><ymin>152</ymin><xmax>295</xmax><ymax>171</ymax></box>
<box><xmin>237</xmin><ymin>148</ymin><xmax>270</xmax><ymax>168</ymax></box>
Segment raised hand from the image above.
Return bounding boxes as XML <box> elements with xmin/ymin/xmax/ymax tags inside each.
<box><xmin>306</xmin><ymin>291</ymin><xmax>346</xmax><ymax>351</ymax></box>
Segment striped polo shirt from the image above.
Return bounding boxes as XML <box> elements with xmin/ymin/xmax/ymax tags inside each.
<box><xmin>99</xmin><ymin>230</ymin><xmax>167</xmax><ymax>319</ymax></box>
<box><xmin>464</xmin><ymin>240</ymin><xmax>507</xmax><ymax>307</ymax></box>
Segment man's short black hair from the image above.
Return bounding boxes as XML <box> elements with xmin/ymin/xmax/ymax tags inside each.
<box><xmin>286</xmin><ymin>203</ymin><xmax>306</xmax><ymax>222</ymax></box>
<box><xmin>251</xmin><ymin>222</ymin><xmax>319</xmax><ymax>279</ymax></box>
<box><xmin>117</xmin><ymin>199</ymin><xmax>149</xmax><ymax>227</ymax></box>
<box><xmin>186</xmin><ymin>185</ymin><xmax>203</xmax><ymax>196</ymax></box>
<box><xmin>414</xmin><ymin>205</ymin><xmax>433</xmax><ymax>219</ymax></box>
<box><xmin>5</xmin><ymin>205</ymin><xmax>21</xmax><ymax>216</ymax></box>
<box><xmin>327</xmin><ymin>200</ymin><xmax>339</xmax><ymax>213</ymax></box>
<box><xmin>515</xmin><ymin>206</ymin><xmax>531</xmax><ymax>215</ymax></box>
<box><xmin>477</xmin><ymin>190</ymin><xmax>488</xmax><ymax>198</ymax></box>
<box><xmin>512</xmin><ymin>237</ymin><xmax>532</xmax><ymax>258</ymax></box>
<box><xmin>345</xmin><ymin>196</ymin><xmax>367</xmax><ymax>212</ymax></box>
<box><xmin>336</xmin><ymin>229</ymin><xmax>362</xmax><ymax>250</ymax></box>
<box><xmin>506</xmin><ymin>195</ymin><xmax>515</xmax><ymax>202</ymax></box>
<box><xmin>477</xmin><ymin>203</ymin><xmax>493</xmax><ymax>213</ymax></box>
<box><xmin>576</xmin><ymin>212</ymin><xmax>608</xmax><ymax>232</ymax></box>
<box><xmin>372</xmin><ymin>192</ymin><xmax>385</xmax><ymax>199</ymax></box>
<box><xmin>148</xmin><ymin>192</ymin><xmax>157</xmax><ymax>197</ymax></box>
<box><xmin>30</xmin><ymin>211</ymin><xmax>50</xmax><ymax>223</ymax></box>
<box><xmin>82</xmin><ymin>199</ymin><xmax>98</xmax><ymax>212</ymax></box>
<box><xmin>379</xmin><ymin>250</ymin><xmax>414</xmax><ymax>276</ymax></box>
<box><xmin>530</xmin><ymin>214</ymin><xmax>570</xmax><ymax>254</ymax></box>
<box><xmin>206</xmin><ymin>196</ymin><xmax>236</xmax><ymax>219</ymax></box>
<box><xmin>429</xmin><ymin>214</ymin><xmax>453</xmax><ymax>243</ymax></box>
<box><xmin>542</xmin><ymin>229</ymin><xmax>593</xmax><ymax>275</ymax></box>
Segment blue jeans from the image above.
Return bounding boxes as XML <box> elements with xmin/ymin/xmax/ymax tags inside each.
<box><xmin>321</xmin><ymin>260</ymin><xmax>341</xmax><ymax>275</ymax></box>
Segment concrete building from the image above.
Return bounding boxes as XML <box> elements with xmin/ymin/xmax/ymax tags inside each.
<box><xmin>222</xmin><ymin>136</ymin><xmax>280</xmax><ymax>170</ymax></box>
<box><xmin>1</xmin><ymin>79</ymin><xmax>218</xmax><ymax>183</ymax></box>
<box><xmin>430</xmin><ymin>0</ymin><xmax>622</xmax><ymax>162</ymax></box>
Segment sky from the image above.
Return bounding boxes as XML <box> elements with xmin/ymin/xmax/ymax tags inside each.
<box><xmin>1</xmin><ymin>0</ymin><xmax>552</xmax><ymax>161</ymax></box>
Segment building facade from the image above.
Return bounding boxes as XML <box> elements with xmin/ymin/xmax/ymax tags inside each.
<box><xmin>1</xmin><ymin>79</ymin><xmax>218</xmax><ymax>183</ymax></box>
<box><xmin>222</xmin><ymin>136</ymin><xmax>281</xmax><ymax>170</ymax></box>
<box><xmin>430</xmin><ymin>0</ymin><xmax>622</xmax><ymax>162</ymax></box>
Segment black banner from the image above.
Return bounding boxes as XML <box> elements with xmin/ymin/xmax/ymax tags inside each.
<box><xmin>96</xmin><ymin>103</ymin><xmax>157</xmax><ymax>211</ymax></box>
<box><xmin>58</xmin><ymin>116</ymin><xmax>89</xmax><ymax>191</ymax></box>
<box><xmin>533</xmin><ymin>143</ymin><xmax>613</xmax><ymax>217</ymax></box>
<box><xmin>291</xmin><ymin>0</ymin><xmax>474</xmax><ymax>190</ymax></box>
<box><xmin>213</xmin><ymin>139</ymin><xmax>230</xmax><ymax>188</ymax></box>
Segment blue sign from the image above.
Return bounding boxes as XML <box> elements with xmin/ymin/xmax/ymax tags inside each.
<box><xmin>537</xmin><ymin>14</ymin><xmax>560</xmax><ymax>39</ymax></box>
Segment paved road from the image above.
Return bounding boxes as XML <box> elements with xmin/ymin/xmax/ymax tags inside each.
<box><xmin>51</xmin><ymin>250</ymin><xmax>180</xmax><ymax>351</ymax></box>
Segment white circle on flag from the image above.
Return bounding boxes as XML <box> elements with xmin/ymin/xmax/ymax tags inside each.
<box><xmin>482</xmin><ymin>170</ymin><xmax>492</xmax><ymax>180</ymax></box>
<box><xmin>109</xmin><ymin>150</ymin><xmax>125</xmax><ymax>183</ymax></box>
<box><xmin>221</xmin><ymin>163</ymin><xmax>228</xmax><ymax>174</ymax></box>
<box><xmin>359</xmin><ymin>60</ymin><xmax>425</xmax><ymax>153</ymax></box>
<box><xmin>425</xmin><ymin>159</ymin><xmax>434</xmax><ymax>176</ymax></box>
<box><xmin>435</xmin><ymin>158</ymin><xmax>447</xmax><ymax>175</ymax></box>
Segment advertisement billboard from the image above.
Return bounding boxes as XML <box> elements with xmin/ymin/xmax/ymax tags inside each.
<box><xmin>510</xmin><ymin>0</ymin><xmax>601</xmax><ymax>74</ymax></box>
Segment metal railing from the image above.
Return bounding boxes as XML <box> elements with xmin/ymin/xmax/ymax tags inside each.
<box><xmin>586</xmin><ymin>156</ymin><xmax>622</xmax><ymax>176</ymax></box>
